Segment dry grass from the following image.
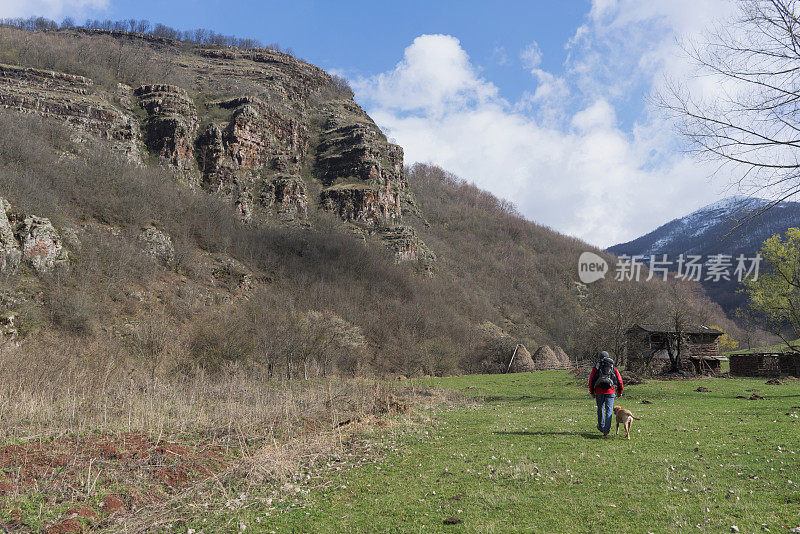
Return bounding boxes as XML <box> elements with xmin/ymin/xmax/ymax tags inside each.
<box><xmin>0</xmin><ymin>333</ymin><xmax>411</xmax><ymax>441</ymax></box>
<box><xmin>0</xmin><ymin>336</ymin><xmax>459</xmax><ymax>531</ymax></box>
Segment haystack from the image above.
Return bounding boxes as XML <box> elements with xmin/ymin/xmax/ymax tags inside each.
<box><xmin>553</xmin><ymin>345</ymin><xmax>572</xmax><ymax>368</ymax></box>
<box><xmin>507</xmin><ymin>344</ymin><xmax>536</xmax><ymax>373</ymax></box>
<box><xmin>532</xmin><ymin>345</ymin><xmax>571</xmax><ymax>370</ymax></box>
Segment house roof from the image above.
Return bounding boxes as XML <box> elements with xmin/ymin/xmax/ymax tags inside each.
<box><xmin>629</xmin><ymin>324</ymin><xmax>724</xmax><ymax>336</ymax></box>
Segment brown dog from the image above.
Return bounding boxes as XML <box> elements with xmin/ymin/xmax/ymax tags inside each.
<box><xmin>613</xmin><ymin>406</ymin><xmax>641</xmax><ymax>439</ymax></box>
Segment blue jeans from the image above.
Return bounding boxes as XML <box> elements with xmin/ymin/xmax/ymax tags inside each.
<box><xmin>596</xmin><ymin>393</ymin><xmax>615</xmax><ymax>434</ymax></box>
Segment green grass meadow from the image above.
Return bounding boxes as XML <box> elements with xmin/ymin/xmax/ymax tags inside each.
<box><xmin>202</xmin><ymin>372</ymin><xmax>800</xmax><ymax>533</ymax></box>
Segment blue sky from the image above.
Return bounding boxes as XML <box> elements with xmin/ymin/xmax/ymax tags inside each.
<box><xmin>61</xmin><ymin>1</ymin><xmax>596</xmax><ymax>117</ymax></box>
<box><xmin>1</xmin><ymin>0</ymin><xmax>744</xmax><ymax>247</ymax></box>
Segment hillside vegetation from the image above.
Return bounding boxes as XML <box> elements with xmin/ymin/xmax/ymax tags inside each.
<box><xmin>0</xmin><ymin>24</ymin><xmax>746</xmax><ymax>380</ymax></box>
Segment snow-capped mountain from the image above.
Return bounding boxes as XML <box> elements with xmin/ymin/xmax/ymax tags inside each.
<box><xmin>608</xmin><ymin>196</ymin><xmax>800</xmax><ymax>313</ymax></box>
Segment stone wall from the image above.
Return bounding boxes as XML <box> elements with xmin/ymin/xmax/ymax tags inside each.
<box><xmin>730</xmin><ymin>353</ymin><xmax>800</xmax><ymax>377</ymax></box>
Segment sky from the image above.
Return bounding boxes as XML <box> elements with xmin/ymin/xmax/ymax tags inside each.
<box><xmin>0</xmin><ymin>0</ymin><xmax>746</xmax><ymax>248</ymax></box>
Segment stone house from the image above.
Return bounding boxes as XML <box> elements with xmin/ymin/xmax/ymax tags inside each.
<box><xmin>626</xmin><ymin>324</ymin><xmax>726</xmax><ymax>374</ymax></box>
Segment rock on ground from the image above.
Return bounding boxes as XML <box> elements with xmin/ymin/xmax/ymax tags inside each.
<box><xmin>0</xmin><ymin>197</ymin><xmax>21</xmax><ymax>273</ymax></box>
<box><xmin>137</xmin><ymin>226</ymin><xmax>175</xmax><ymax>264</ymax></box>
<box><xmin>16</xmin><ymin>215</ymin><xmax>68</xmax><ymax>272</ymax></box>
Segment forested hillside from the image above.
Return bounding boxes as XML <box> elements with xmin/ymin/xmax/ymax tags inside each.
<box><xmin>608</xmin><ymin>196</ymin><xmax>800</xmax><ymax>315</ymax></box>
<box><xmin>0</xmin><ymin>22</ymin><xmax>744</xmax><ymax>381</ymax></box>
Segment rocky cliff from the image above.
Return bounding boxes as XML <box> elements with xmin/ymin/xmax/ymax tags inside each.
<box><xmin>0</xmin><ymin>36</ymin><xmax>432</xmax><ymax>265</ymax></box>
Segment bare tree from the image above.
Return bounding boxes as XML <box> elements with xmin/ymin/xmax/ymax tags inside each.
<box><xmin>296</xmin><ymin>310</ymin><xmax>368</xmax><ymax>379</ymax></box>
<box><xmin>664</xmin><ymin>308</ymin><xmax>689</xmax><ymax>373</ymax></box>
<box><xmin>661</xmin><ymin>281</ymin><xmax>699</xmax><ymax>373</ymax></box>
<box><xmin>662</xmin><ymin>0</ymin><xmax>800</xmax><ymax>212</ymax></box>
<box><xmin>127</xmin><ymin>317</ymin><xmax>170</xmax><ymax>383</ymax></box>
<box><xmin>586</xmin><ymin>280</ymin><xmax>656</xmax><ymax>366</ymax></box>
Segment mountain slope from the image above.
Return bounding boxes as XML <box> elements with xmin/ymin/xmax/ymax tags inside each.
<box><xmin>608</xmin><ymin>196</ymin><xmax>800</xmax><ymax>313</ymax></box>
<box><xmin>0</xmin><ymin>24</ymin><xmax>743</xmax><ymax>378</ymax></box>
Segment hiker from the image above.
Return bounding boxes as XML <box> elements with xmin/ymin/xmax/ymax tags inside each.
<box><xmin>589</xmin><ymin>351</ymin><xmax>623</xmax><ymax>437</ymax></box>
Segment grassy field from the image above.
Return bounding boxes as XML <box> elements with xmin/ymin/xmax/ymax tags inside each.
<box><xmin>5</xmin><ymin>372</ymin><xmax>797</xmax><ymax>532</ymax></box>
<box><xmin>193</xmin><ymin>371</ymin><xmax>800</xmax><ymax>533</ymax></box>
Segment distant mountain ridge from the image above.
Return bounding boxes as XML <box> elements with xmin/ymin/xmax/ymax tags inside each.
<box><xmin>608</xmin><ymin>196</ymin><xmax>800</xmax><ymax>313</ymax></box>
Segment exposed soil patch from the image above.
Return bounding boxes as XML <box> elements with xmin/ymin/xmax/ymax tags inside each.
<box><xmin>766</xmin><ymin>378</ymin><xmax>783</xmax><ymax>385</ymax></box>
<box><xmin>46</xmin><ymin>517</ymin><xmax>81</xmax><ymax>534</ymax></box>
<box><xmin>101</xmin><ymin>495</ymin><xmax>124</xmax><ymax>514</ymax></box>
<box><xmin>0</xmin><ymin>432</ymin><xmax>233</xmax><ymax>531</ymax></box>
<box><xmin>65</xmin><ymin>506</ymin><xmax>99</xmax><ymax>519</ymax></box>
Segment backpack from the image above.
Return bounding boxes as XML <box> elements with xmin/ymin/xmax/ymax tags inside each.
<box><xmin>593</xmin><ymin>358</ymin><xmax>617</xmax><ymax>390</ymax></box>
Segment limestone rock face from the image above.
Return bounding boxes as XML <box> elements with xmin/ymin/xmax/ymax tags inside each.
<box><xmin>320</xmin><ymin>184</ymin><xmax>400</xmax><ymax>226</ymax></box>
<box><xmin>197</xmin><ymin>98</ymin><xmax>307</xmax><ymax>179</ymax></box>
<box><xmin>0</xmin><ymin>197</ymin><xmax>69</xmax><ymax>273</ymax></box>
<box><xmin>311</xmin><ymin>101</ymin><xmax>433</xmax><ymax>263</ymax></box>
<box><xmin>377</xmin><ymin>225</ymin><xmax>436</xmax><ymax>267</ymax></box>
<box><xmin>316</xmin><ymin>107</ymin><xmax>406</xmax><ymax>224</ymax></box>
<box><xmin>0</xmin><ymin>64</ymin><xmax>139</xmax><ymax>157</ymax></box>
<box><xmin>264</xmin><ymin>177</ymin><xmax>308</xmax><ymax>220</ymax></box>
<box><xmin>0</xmin><ymin>198</ymin><xmax>21</xmax><ymax>273</ymax></box>
<box><xmin>194</xmin><ymin>98</ymin><xmax>309</xmax><ymax>221</ymax></box>
<box><xmin>197</xmin><ymin>123</ymin><xmax>225</xmax><ymax>175</ymax></box>
<box><xmin>225</xmin><ymin>102</ymin><xmax>306</xmax><ymax>168</ymax></box>
<box><xmin>0</xmin><ymin>40</ymin><xmax>435</xmax><ymax>265</ymax></box>
<box><xmin>0</xmin><ymin>311</ymin><xmax>18</xmax><ymax>345</ymax></box>
<box><xmin>135</xmin><ymin>85</ymin><xmax>199</xmax><ymax>178</ymax></box>
<box><xmin>211</xmin><ymin>258</ymin><xmax>252</xmax><ymax>291</ymax></box>
<box><xmin>16</xmin><ymin>216</ymin><xmax>68</xmax><ymax>272</ymax></box>
<box><xmin>137</xmin><ymin>226</ymin><xmax>175</xmax><ymax>264</ymax></box>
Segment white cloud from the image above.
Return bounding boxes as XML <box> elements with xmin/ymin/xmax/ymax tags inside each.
<box><xmin>354</xmin><ymin>34</ymin><xmax>499</xmax><ymax>117</ymax></box>
<box><xmin>492</xmin><ymin>45</ymin><xmax>510</xmax><ymax>66</ymax></box>
<box><xmin>520</xmin><ymin>42</ymin><xmax>542</xmax><ymax>69</ymax></box>
<box><xmin>571</xmin><ymin>99</ymin><xmax>616</xmax><ymax>131</ymax></box>
<box><xmin>567</xmin><ymin>0</ymin><xmax>738</xmax><ymax>102</ymax></box>
<box><xmin>0</xmin><ymin>0</ymin><xmax>108</xmax><ymax>19</ymax></box>
<box><xmin>353</xmin><ymin>2</ymin><xmax>745</xmax><ymax>248</ymax></box>
<box><xmin>372</xmin><ymin>92</ymin><xmax>717</xmax><ymax>247</ymax></box>
<box><xmin>516</xmin><ymin>71</ymin><xmax>571</xmax><ymax>127</ymax></box>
